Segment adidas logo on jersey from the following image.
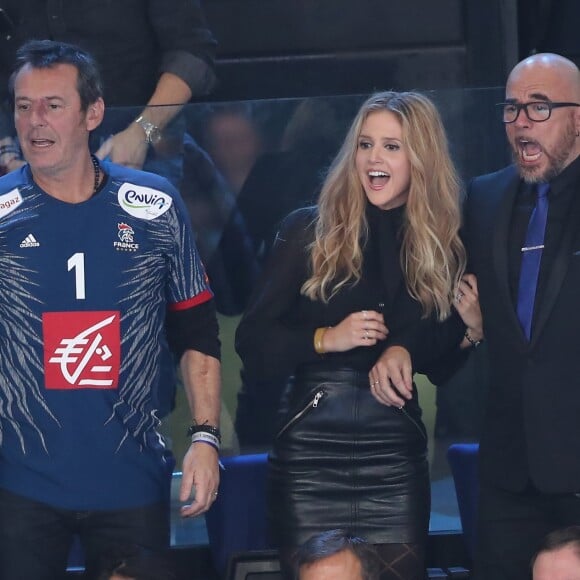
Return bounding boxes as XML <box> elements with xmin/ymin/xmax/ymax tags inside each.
<box><xmin>20</xmin><ymin>234</ymin><xmax>40</xmax><ymax>248</ymax></box>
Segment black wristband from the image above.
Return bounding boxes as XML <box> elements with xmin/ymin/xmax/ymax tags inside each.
<box><xmin>464</xmin><ymin>330</ymin><xmax>483</xmax><ymax>348</ymax></box>
<box><xmin>187</xmin><ymin>423</ymin><xmax>222</xmax><ymax>443</ymax></box>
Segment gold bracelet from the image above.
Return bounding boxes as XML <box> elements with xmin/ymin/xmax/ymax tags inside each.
<box><xmin>314</xmin><ymin>327</ymin><xmax>328</xmax><ymax>354</ymax></box>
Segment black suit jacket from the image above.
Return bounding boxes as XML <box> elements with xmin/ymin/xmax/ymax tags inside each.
<box><xmin>464</xmin><ymin>162</ymin><xmax>580</xmax><ymax>493</ymax></box>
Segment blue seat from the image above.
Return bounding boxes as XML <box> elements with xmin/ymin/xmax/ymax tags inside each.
<box><xmin>204</xmin><ymin>453</ymin><xmax>271</xmax><ymax>576</ymax></box>
<box><xmin>447</xmin><ymin>443</ymin><xmax>479</xmax><ymax>558</ymax></box>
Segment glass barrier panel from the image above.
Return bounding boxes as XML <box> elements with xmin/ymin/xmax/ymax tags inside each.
<box><xmin>0</xmin><ymin>87</ymin><xmax>509</xmax><ymax>541</ymax></box>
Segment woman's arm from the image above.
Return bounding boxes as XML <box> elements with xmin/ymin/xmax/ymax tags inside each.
<box><xmin>235</xmin><ymin>209</ymin><xmax>319</xmax><ymax>379</ymax></box>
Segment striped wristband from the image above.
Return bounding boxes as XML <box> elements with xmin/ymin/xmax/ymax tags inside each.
<box><xmin>191</xmin><ymin>431</ymin><xmax>220</xmax><ymax>451</ymax></box>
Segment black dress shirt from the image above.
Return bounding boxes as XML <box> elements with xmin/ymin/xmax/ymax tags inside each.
<box><xmin>0</xmin><ymin>0</ymin><xmax>217</xmax><ymax>107</ymax></box>
<box><xmin>508</xmin><ymin>155</ymin><xmax>580</xmax><ymax>327</ymax></box>
<box><xmin>235</xmin><ymin>204</ymin><xmax>428</xmax><ymax>380</ymax></box>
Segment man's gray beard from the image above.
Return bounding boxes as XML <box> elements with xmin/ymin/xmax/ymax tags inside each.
<box><xmin>513</xmin><ymin>122</ymin><xmax>577</xmax><ymax>184</ymax></box>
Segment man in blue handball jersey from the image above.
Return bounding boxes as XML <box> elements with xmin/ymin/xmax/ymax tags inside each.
<box><xmin>0</xmin><ymin>39</ymin><xmax>222</xmax><ymax>579</ymax></box>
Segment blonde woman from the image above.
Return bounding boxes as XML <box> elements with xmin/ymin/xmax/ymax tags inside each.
<box><xmin>236</xmin><ymin>91</ymin><xmax>481</xmax><ymax>580</ymax></box>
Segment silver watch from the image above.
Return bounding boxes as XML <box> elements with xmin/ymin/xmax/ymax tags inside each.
<box><xmin>135</xmin><ymin>115</ymin><xmax>162</xmax><ymax>145</ymax></box>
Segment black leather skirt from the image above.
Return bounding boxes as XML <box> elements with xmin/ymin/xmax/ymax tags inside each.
<box><xmin>268</xmin><ymin>368</ymin><xmax>430</xmax><ymax>547</ymax></box>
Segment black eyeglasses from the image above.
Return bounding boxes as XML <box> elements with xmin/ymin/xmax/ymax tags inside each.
<box><xmin>497</xmin><ymin>101</ymin><xmax>580</xmax><ymax>123</ymax></box>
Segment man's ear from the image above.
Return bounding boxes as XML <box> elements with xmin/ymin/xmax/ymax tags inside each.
<box><xmin>86</xmin><ymin>98</ymin><xmax>105</xmax><ymax>131</ymax></box>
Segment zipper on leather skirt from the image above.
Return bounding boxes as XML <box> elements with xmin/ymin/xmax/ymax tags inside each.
<box><xmin>276</xmin><ymin>389</ymin><xmax>326</xmax><ymax>439</ymax></box>
<box><xmin>399</xmin><ymin>405</ymin><xmax>428</xmax><ymax>442</ymax></box>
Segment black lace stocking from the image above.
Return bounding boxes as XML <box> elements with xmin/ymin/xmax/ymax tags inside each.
<box><xmin>278</xmin><ymin>541</ymin><xmax>425</xmax><ymax>580</ymax></box>
<box><xmin>373</xmin><ymin>542</ymin><xmax>426</xmax><ymax>580</ymax></box>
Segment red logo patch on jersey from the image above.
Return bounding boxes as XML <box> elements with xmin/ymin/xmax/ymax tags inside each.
<box><xmin>43</xmin><ymin>311</ymin><xmax>120</xmax><ymax>390</ymax></box>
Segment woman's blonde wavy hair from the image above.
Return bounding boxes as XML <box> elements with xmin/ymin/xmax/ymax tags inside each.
<box><xmin>301</xmin><ymin>91</ymin><xmax>466</xmax><ymax>320</ymax></box>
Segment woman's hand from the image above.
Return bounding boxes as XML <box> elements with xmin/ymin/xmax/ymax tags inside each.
<box><xmin>454</xmin><ymin>273</ymin><xmax>484</xmax><ymax>345</ymax></box>
<box><xmin>322</xmin><ymin>310</ymin><xmax>388</xmax><ymax>353</ymax></box>
<box><xmin>369</xmin><ymin>346</ymin><xmax>413</xmax><ymax>407</ymax></box>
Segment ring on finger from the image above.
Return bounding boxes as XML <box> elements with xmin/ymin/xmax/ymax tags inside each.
<box><xmin>365</xmin><ymin>330</ymin><xmax>370</xmax><ymax>339</ymax></box>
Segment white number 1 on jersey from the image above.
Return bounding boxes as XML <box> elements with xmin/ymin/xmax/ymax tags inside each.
<box><xmin>68</xmin><ymin>253</ymin><xmax>86</xmax><ymax>300</ymax></box>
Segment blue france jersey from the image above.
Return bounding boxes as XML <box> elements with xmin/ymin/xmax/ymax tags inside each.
<box><xmin>0</xmin><ymin>162</ymin><xmax>212</xmax><ymax>510</ymax></box>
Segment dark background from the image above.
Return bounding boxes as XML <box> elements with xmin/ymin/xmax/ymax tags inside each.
<box><xmin>200</xmin><ymin>0</ymin><xmax>579</xmax><ymax>102</ymax></box>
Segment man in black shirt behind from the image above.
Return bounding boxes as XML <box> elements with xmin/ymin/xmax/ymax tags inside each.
<box><xmin>0</xmin><ymin>0</ymin><xmax>217</xmax><ymax>175</ymax></box>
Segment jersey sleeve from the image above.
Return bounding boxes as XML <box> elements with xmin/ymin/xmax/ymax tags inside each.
<box><xmin>164</xmin><ymin>189</ymin><xmax>214</xmax><ymax>311</ymax></box>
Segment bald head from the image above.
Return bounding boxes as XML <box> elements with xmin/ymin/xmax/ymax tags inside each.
<box><xmin>508</xmin><ymin>53</ymin><xmax>580</xmax><ymax>100</ymax></box>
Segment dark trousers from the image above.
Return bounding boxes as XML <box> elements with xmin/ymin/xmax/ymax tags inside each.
<box><xmin>473</xmin><ymin>482</ymin><xmax>580</xmax><ymax>580</ymax></box>
<box><xmin>0</xmin><ymin>487</ymin><xmax>170</xmax><ymax>580</ymax></box>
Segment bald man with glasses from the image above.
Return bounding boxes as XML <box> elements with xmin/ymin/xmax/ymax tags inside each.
<box><xmin>463</xmin><ymin>53</ymin><xmax>580</xmax><ymax>580</ymax></box>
